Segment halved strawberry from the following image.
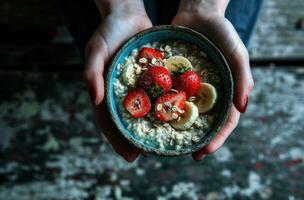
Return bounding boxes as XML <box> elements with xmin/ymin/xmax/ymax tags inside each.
<box><xmin>139</xmin><ymin>66</ymin><xmax>172</xmax><ymax>98</ymax></box>
<box><xmin>138</xmin><ymin>47</ymin><xmax>163</xmax><ymax>61</ymax></box>
<box><xmin>173</xmin><ymin>70</ymin><xmax>201</xmax><ymax>97</ymax></box>
<box><xmin>154</xmin><ymin>91</ymin><xmax>186</xmax><ymax>122</ymax></box>
<box><xmin>123</xmin><ymin>89</ymin><xmax>151</xmax><ymax>118</ymax></box>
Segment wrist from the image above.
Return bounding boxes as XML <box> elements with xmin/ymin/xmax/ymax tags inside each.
<box><xmin>177</xmin><ymin>0</ymin><xmax>229</xmax><ymax>18</ymax></box>
<box><xmin>95</xmin><ymin>0</ymin><xmax>146</xmax><ymax>17</ymax></box>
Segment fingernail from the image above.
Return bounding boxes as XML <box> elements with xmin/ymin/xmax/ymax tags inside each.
<box><xmin>89</xmin><ymin>87</ymin><xmax>96</xmax><ymax>105</ymax></box>
<box><xmin>240</xmin><ymin>96</ymin><xmax>249</xmax><ymax>113</ymax></box>
<box><xmin>196</xmin><ymin>154</ymin><xmax>207</xmax><ymax>161</ymax></box>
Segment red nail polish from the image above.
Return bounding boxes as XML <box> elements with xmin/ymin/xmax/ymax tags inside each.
<box><xmin>194</xmin><ymin>154</ymin><xmax>207</xmax><ymax>161</ymax></box>
<box><xmin>240</xmin><ymin>96</ymin><xmax>249</xmax><ymax>113</ymax></box>
<box><xmin>198</xmin><ymin>154</ymin><xmax>207</xmax><ymax>161</ymax></box>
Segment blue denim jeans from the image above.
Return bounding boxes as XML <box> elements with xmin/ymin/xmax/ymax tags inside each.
<box><xmin>226</xmin><ymin>0</ymin><xmax>263</xmax><ymax>46</ymax></box>
<box><xmin>58</xmin><ymin>0</ymin><xmax>263</xmax><ymax>50</ymax></box>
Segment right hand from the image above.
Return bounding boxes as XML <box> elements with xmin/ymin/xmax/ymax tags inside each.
<box><xmin>172</xmin><ymin>0</ymin><xmax>254</xmax><ymax>160</ymax></box>
<box><xmin>84</xmin><ymin>0</ymin><xmax>152</xmax><ymax>162</ymax></box>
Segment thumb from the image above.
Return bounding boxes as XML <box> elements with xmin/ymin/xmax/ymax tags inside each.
<box><xmin>84</xmin><ymin>33</ymin><xmax>109</xmax><ymax>106</ymax></box>
<box><xmin>229</xmin><ymin>40</ymin><xmax>254</xmax><ymax>113</ymax></box>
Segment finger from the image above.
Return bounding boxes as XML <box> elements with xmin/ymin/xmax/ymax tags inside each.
<box><xmin>229</xmin><ymin>39</ymin><xmax>254</xmax><ymax>113</ymax></box>
<box><xmin>192</xmin><ymin>105</ymin><xmax>240</xmax><ymax>161</ymax></box>
<box><xmin>205</xmin><ymin>18</ymin><xmax>254</xmax><ymax>114</ymax></box>
<box><xmin>93</xmin><ymin>102</ymin><xmax>140</xmax><ymax>162</ymax></box>
<box><xmin>84</xmin><ymin>33</ymin><xmax>108</xmax><ymax>106</ymax></box>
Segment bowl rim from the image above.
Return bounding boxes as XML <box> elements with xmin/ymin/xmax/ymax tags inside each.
<box><xmin>106</xmin><ymin>25</ymin><xmax>233</xmax><ymax>156</ymax></box>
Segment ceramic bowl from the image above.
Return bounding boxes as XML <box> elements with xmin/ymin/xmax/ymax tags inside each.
<box><xmin>106</xmin><ymin>25</ymin><xmax>233</xmax><ymax>156</ymax></box>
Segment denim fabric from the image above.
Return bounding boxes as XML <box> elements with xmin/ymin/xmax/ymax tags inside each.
<box><xmin>58</xmin><ymin>0</ymin><xmax>263</xmax><ymax>51</ymax></box>
<box><xmin>226</xmin><ymin>0</ymin><xmax>263</xmax><ymax>46</ymax></box>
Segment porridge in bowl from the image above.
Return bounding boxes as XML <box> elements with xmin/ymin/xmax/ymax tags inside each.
<box><xmin>113</xmin><ymin>40</ymin><xmax>222</xmax><ymax>150</ymax></box>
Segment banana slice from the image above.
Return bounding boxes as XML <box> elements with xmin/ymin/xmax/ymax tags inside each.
<box><xmin>195</xmin><ymin>83</ymin><xmax>217</xmax><ymax>113</ymax></box>
<box><xmin>165</xmin><ymin>56</ymin><xmax>192</xmax><ymax>73</ymax></box>
<box><xmin>122</xmin><ymin>63</ymin><xmax>138</xmax><ymax>87</ymax></box>
<box><xmin>170</xmin><ymin>101</ymin><xmax>199</xmax><ymax>130</ymax></box>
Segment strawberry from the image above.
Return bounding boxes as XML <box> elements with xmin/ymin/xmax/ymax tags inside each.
<box><xmin>139</xmin><ymin>66</ymin><xmax>172</xmax><ymax>98</ymax></box>
<box><xmin>173</xmin><ymin>70</ymin><xmax>201</xmax><ymax>97</ymax></box>
<box><xmin>154</xmin><ymin>91</ymin><xmax>186</xmax><ymax>122</ymax></box>
<box><xmin>123</xmin><ymin>89</ymin><xmax>151</xmax><ymax>118</ymax></box>
<box><xmin>138</xmin><ymin>47</ymin><xmax>163</xmax><ymax>61</ymax></box>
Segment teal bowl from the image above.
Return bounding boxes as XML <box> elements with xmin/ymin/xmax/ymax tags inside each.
<box><xmin>106</xmin><ymin>25</ymin><xmax>233</xmax><ymax>156</ymax></box>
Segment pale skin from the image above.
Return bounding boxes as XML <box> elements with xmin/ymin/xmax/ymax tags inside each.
<box><xmin>84</xmin><ymin>0</ymin><xmax>254</xmax><ymax>162</ymax></box>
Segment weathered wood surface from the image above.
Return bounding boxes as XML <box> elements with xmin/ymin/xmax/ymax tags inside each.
<box><xmin>0</xmin><ymin>1</ymin><xmax>304</xmax><ymax>199</ymax></box>
<box><xmin>249</xmin><ymin>0</ymin><xmax>304</xmax><ymax>58</ymax></box>
<box><xmin>0</xmin><ymin>68</ymin><xmax>303</xmax><ymax>199</ymax></box>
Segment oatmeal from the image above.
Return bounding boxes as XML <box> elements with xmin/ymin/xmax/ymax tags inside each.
<box><xmin>114</xmin><ymin>40</ymin><xmax>221</xmax><ymax>150</ymax></box>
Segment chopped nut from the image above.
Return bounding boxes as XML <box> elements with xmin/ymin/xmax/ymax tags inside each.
<box><xmin>155</xmin><ymin>59</ymin><xmax>164</xmax><ymax>66</ymax></box>
<box><xmin>172</xmin><ymin>113</ymin><xmax>179</xmax><ymax>119</ymax></box>
<box><xmin>165</xmin><ymin>45</ymin><xmax>171</xmax><ymax>52</ymax></box>
<box><xmin>160</xmin><ymin>45</ymin><xmax>165</xmax><ymax>51</ymax></box>
<box><xmin>156</xmin><ymin>104</ymin><xmax>163</xmax><ymax>111</ymax></box>
<box><xmin>135</xmin><ymin>67</ymin><xmax>142</xmax><ymax>75</ymax></box>
<box><xmin>134</xmin><ymin>63</ymin><xmax>140</xmax><ymax>69</ymax></box>
<box><xmin>163</xmin><ymin>123</ymin><xmax>170</xmax><ymax>127</ymax></box>
<box><xmin>164</xmin><ymin>102</ymin><xmax>172</xmax><ymax>108</ymax></box>
<box><xmin>171</xmin><ymin>89</ymin><xmax>178</xmax><ymax>93</ymax></box>
<box><xmin>172</xmin><ymin>106</ymin><xmax>178</xmax><ymax>112</ymax></box>
<box><xmin>151</xmin><ymin>58</ymin><xmax>157</xmax><ymax>65</ymax></box>
<box><xmin>139</xmin><ymin>57</ymin><xmax>148</xmax><ymax>64</ymax></box>
<box><xmin>188</xmin><ymin>96</ymin><xmax>197</xmax><ymax>101</ymax></box>
<box><xmin>153</xmin><ymin>123</ymin><xmax>160</xmax><ymax>128</ymax></box>
<box><xmin>177</xmin><ymin>108</ymin><xmax>185</xmax><ymax>114</ymax></box>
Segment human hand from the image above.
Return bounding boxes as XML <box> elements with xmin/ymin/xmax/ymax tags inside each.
<box><xmin>172</xmin><ymin>0</ymin><xmax>254</xmax><ymax>160</ymax></box>
<box><xmin>84</xmin><ymin>0</ymin><xmax>152</xmax><ymax>162</ymax></box>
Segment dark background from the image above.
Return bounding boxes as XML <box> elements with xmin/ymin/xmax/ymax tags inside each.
<box><xmin>0</xmin><ymin>0</ymin><xmax>303</xmax><ymax>199</ymax></box>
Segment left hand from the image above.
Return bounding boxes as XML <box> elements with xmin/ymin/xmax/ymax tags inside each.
<box><xmin>172</xmin><ymin>0</ymin><xmax>254</xmax><ymax>160</ymax></box>
<box><xmin>84</xmin><ymin>0</ymin><xmax>153</xmax><ymax>162</ymax></box>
